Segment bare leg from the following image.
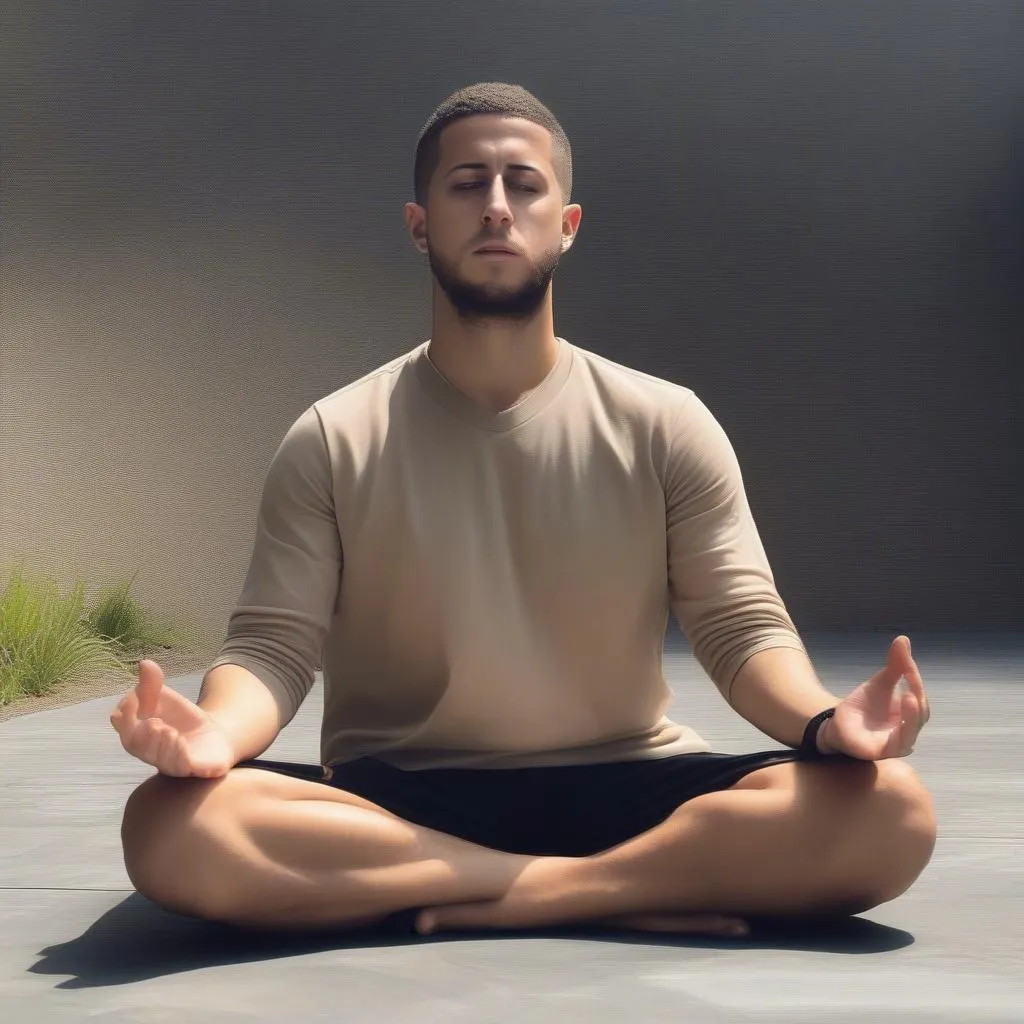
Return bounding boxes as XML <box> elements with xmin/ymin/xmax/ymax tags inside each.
<box><xmin>121</xmin><ymin>766</ymin><xmax>563</xmax><ymax>931</ymax></box>
<box><xmin>416</xmin><ymin>758</ymin><xmax>937</xmax><ymax>934</ymax></box>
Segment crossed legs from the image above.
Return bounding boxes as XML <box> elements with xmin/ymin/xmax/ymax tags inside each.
<box><xmin>121</xmin><ymin>766</ymin><xmax>533</xmax><ymax>931</ymax></box>
<box><xmin>415</xmin><ymin>756</ymin><xmax>937</xmax><ymax>934</ymax></box>
<box><xmin>121</xmin><ymin>756</ymin><xmax>936</xmax><ymax>934</ymax></box>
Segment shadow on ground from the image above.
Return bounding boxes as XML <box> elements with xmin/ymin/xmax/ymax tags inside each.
<box><xmin>29</xmin><ymin>893</ymin><xmax>914</xmax><ymax>989</ymax></box>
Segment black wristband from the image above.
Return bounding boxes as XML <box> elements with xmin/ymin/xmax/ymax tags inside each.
<box><xmin>798</xmin><ymin>707</ymin><xmax>836</xmax><ymax>757</ymax></box>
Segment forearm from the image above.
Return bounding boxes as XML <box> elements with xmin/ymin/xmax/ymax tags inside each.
<box><xmin>198</xmin><ymin>664</ymin><xmax>283</xmax><ymax>764</ymax></box>
<box><xmin>726</xmin><ymin>646</ymin><xmax>841</xmax><ymax>750</ymax></box>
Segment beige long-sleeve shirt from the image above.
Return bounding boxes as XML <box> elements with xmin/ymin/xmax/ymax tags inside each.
<box><xmin>207</xmin><ymin>336</ymin><xmax>807</xmax><ymax>769</ymax></box>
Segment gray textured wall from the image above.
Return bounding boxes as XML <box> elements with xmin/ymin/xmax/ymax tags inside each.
<box><xmin>3</xmin><ymin>2</ymin><xmax>1021</xmax><ymax>666</ymax></box>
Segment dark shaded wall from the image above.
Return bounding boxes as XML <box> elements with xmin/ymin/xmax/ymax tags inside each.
<box><xmin>3</xmin><ymin>2</ymin><xmax>1021</xmax><ymax>664</ymax></box>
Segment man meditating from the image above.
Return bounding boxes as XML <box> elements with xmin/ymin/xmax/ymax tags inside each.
<box><xmin>111</xmin><ymin>82</ymin><xmax>936</xmax><ymax>939</ymax></box>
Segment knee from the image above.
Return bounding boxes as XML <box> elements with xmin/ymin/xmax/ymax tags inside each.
<box><xmin>120</xmin><ymin>771</ymin><xmax>236</xmax><ymax>920</ymax></box>
<box><xmin>876</xmin><ymin>759</ymin><xmax>937</xmax><ymax>845</ymax></box>
<box><xmin>863</xmin><ymin>759</ymin><xmax>938</xmax><ymax>905</ymax></box>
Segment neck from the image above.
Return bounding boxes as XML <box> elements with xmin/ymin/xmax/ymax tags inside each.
<box><xmin>427</xmin><ymin>301</ymin><xmax>559</xmax><ymax>413</ymax></box>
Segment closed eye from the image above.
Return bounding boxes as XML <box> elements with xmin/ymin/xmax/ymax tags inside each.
<box><xmin>454</xmin><ymin>183</ymin><xmax>537</xmax><ymax>192</ymax></box>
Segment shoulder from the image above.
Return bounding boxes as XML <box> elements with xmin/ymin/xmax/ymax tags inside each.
<box><xmin>269</xmin><ymin>344</ymin><xmax>424</xmax><ymax>478</ymax></box>
<box><xmin>661</xmin><ymin>389</ymin><xmax>744</xmax><ymax>506</ymax></box>
<box><xmin>571</xmin><ymin>345</ymin><xmax>733</xmax><ymax>458</ymax></box>
<box><xmin>571</xmin><ymin>344</ymin><xmax>695</xmax><ymax>415</ymax></box>
<box><xmin>312</xmin><ymin>344</ymin><xmax>422</xmax><ymax>427</ymax></box>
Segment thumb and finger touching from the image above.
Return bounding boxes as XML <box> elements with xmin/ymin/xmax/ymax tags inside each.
<box><xmin>855</xmin><ymin>639</ymin><xmax>928</xmax><ymax>755</ymax></box>
<box><xmin>110</xmin><ymin>659</ymin><xmax>228</xmax><ymax>775</ymax></box>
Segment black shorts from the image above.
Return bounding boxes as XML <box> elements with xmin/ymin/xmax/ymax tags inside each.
<box><xmin>236</xmin><ymin>747</ymin><xmax>840</xmax><ymax>858</ymax></box>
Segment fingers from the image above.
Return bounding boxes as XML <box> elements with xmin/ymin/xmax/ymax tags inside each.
<box><xmin>139</xmin><ymin>717</ymin><xmax>173</xmax><ymax>772</ymax></box>
<box><xmin>901</xmin><ymin>640</ymin><xmax>930</xmax><ymax>724</ymax></box>
<box><xmin>899</xmin><ymin>691</ymin><xmax>921</xmax><ymax>752</ymax></box>
<box><xmin>135</xmin><ymin>659</ymin><xmax>163</xmax><ymax>719</ymax></box>
<box><xmin>109</xmin><ymin>687</ymin><xmax>189</xmax><ymax>775</ymax></box>
<box><xmin>895</xmin><ymin>689</ymin><xmax>928</xmax><ymax>757</ymax></box>
<box><xmin>110</xmin><ymin>689</ymin><xmax>139</xmax><ymax>737</ymax></box>
<box><xmin>885</xmin><ymin>637</ymin><xmax>929</xmax><ymax>732</ymax></box>
<box><xmin>129</xmin><ymin>716</ymin><xmax>188</xmax><ymax>775</ymax></box>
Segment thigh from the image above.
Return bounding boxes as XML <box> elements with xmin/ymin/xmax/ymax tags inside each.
<box><xmin>553</xmin><ymin>749</ymin><xmax>819</xmax><ymax>856</ymax></box>
<box><xmin>728</xmin><ymin>751</ymin><xmax>901</xmax><ymax>797</ymax></box>
<box><xmin>124</xmin><ymin>759</ymin><xmax>406</xmax><ymax>854</ymax></box>
<box><xmin>238</xmin><ymin>757</ymin><xmax>564</xmax><ymax>856</ymax></box>
<box><xmin>230</xmin><ymin>757</ymin><xmax>411</xmax><ymax>820</ymax></box>
<box><xmin>122</xmin><ymin>760</ymin><xmax>416</xmax><ymax>923</ymax></box>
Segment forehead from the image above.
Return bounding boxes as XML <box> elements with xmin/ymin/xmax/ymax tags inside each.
<box><xmin>438</xmin><ymin>115</ymin><xmax>553</xmax><ymax>169</ymax></box>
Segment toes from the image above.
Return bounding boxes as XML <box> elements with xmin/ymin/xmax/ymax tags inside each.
<box><xmin>415</xmin><ymin>904</ymin><xmax>751</xmax><ymax>938</ymax></box>
<box><xmin>415</xmin><ymin>901</ymin><xmax>503</xmax><ymax>935</ymax></box>
<box><xmin>415</xmin><ymin>910</ymin><xmax>437</xmax><ymax>935</ymax></box>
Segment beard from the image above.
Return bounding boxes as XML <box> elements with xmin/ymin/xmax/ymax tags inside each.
<box><xmin>426</xmin><ymin>238</ymin><xmax>565</xmax><ymax>324</ymax></box>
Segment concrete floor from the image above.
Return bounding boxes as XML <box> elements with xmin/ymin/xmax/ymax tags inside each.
<box><xmin>2</xmin><ymin>632</ymin><xmax>1022</xmax><ymax>1023</ymax></box>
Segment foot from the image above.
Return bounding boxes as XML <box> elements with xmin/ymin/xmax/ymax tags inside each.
<box><xmin>413</xmin><ymin>858</ymin><xmax>748</xmax><ymax>937</ymax></box>
<box><xmin>590</xmin><ymin>911</ymin><xmax>749</xmax><ymax>937</ymax></box>
<box><xmin>416</xmin><ymin>903</ymin><xmax>748</xmax><ymax>938</ymax></box>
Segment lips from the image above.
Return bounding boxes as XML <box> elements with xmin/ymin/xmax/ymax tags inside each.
<box><xmin>475</xmin><ymin>245</ymin><xmax>518</xmax><ymax>255</ymax></box>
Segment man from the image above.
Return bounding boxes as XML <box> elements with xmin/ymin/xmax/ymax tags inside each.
<box><xmin>111</xmin><ymin>82</ymin><xmax>935</xmax><ymax>939</ymax></box>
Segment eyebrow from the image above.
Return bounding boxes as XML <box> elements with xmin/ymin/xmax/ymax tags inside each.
<box><xmin>444</xmin><ymin>162</ymin><xmax>542</xmax><ymax>178</ymax></box>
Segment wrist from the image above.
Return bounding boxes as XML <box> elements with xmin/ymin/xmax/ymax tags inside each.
<box><xmin>798</xmin><ymin>706</ymin><xmax>837</xmax><ymax>757</ymax></box>
<box><xmin>815</xmin><ymin>712</ymin><xmax>838</xmax><ymax>755</ymax></box>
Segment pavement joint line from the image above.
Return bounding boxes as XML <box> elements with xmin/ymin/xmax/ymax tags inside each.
<box><xmin>0</xmin><ymin>886</ymin><xmax>134</xmax><ymax>892</ymax></box>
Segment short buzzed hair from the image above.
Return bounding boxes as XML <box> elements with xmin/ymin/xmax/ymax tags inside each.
<box><xmin>414</xmin><ymin>82</ymin><xmax>573</xmax><ymax>208</ymax></box>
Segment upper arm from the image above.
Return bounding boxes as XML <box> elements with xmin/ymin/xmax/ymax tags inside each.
<box><xmin>208</xmin><ymin>405</ymin><xmax>343</xmax><ymax>725</ymax></box>
<box><xmin>664</xmin><ymin>393</ymin><xmax>805</xmax><ymax>694</ymax></box>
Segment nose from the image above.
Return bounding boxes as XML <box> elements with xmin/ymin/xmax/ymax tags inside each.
<box><xmin>482</xmin><ymin>179</ymin><xmax>513</xmax><ymax>226</ymax></box>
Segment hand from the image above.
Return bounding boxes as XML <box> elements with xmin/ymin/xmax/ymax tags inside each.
<box><xmin>819</xmin><ymin>635</ymin><xmax>931</xmax><ymax>761</ymax></box>
<box><xmin>110</xmin><ymin>659</ymin><xmax>236</xmax><ymax>777</ymax></box>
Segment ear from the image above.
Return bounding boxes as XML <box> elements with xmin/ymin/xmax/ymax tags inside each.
<box><xmin>561</xmin><ymin>204</ymin><xmax>582</xmax><ymax>251</ymax></box>
<box><xmin>404</xmin><ymin>202</ymin><xmax>429</xmax><ymax>253</ymax></box>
